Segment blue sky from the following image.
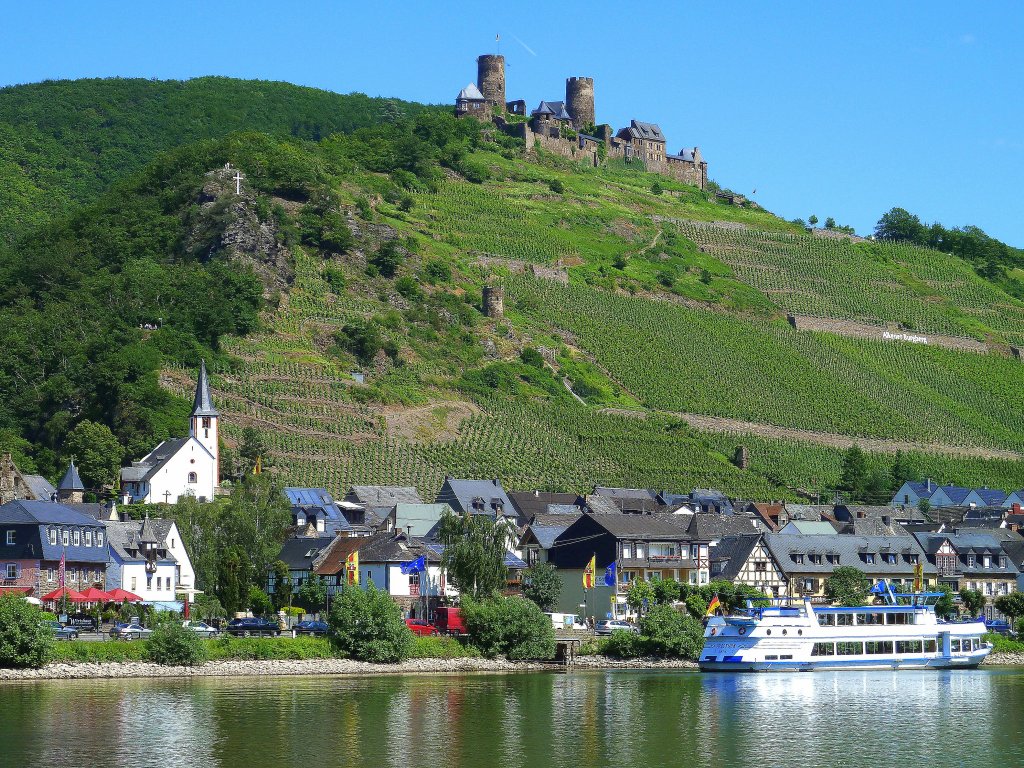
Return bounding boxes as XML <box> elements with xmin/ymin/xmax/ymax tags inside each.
<box><xmin>3</xmin><ymin>1</ymin><xmax>1022</xmax><ymax>245</ymax></box>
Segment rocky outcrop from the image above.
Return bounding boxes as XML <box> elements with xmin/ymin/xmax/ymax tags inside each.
<box><xmin>186</xmin><ymin>164</ymin><xmax>293</xmax><ymax>295</ymax></box>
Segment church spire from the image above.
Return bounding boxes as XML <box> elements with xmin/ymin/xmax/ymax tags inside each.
<box><xmin>191</xmin><ymin>360</ymin><xmax>219</xmax><ymax>418</ymax></box>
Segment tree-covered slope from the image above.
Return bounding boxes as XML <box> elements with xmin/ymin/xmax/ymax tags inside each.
<box><xmin>3</xmin><ymin>77</ymin><xmax>1022</xmax><ymax>501</ymax></box>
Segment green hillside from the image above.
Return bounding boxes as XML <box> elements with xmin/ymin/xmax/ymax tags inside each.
<box><xmin>2</xmin><ymin>77</ymin><xmax>1022</xmax><ymax>501</ymax></box>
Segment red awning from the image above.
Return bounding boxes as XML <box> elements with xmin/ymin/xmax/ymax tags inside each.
<box><xmin>106</xmin><ymin>588</ymin><xmax>143</xmax><ymax>602</ymax></box>
<box><xmin>78</xmin><ymin>587</ymin><xmax>112</xmax><ymax>602</ymax></box>
<box><xmin>41</xmin><ymin>586</ymin><xmax>88</xmax><ymax>603</ymax></box>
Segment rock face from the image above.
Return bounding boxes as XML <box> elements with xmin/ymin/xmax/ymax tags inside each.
<box><xmin>187</xmin><ymin>164</ymin><xmax>294</xmax><ymax>295</ymax></box>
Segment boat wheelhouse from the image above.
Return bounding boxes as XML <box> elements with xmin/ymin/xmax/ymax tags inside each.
<box><xmin>699</xmin><ymin>586</ymin><xmax>991</xmax><ymax>672</ymax></box>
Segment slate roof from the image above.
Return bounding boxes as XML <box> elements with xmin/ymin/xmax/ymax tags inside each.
<box><xmin>436</xmin><ymin>478</ymin><xmax>513</xmax><ymax>517</ymax></box>
<box><xmin>710</xmin><ymin>535</ymin><xmax>763</xmax><ymax>581</ymax></box>
<box><xmin>764</xmin><ymin>533</ymin><xmax>930</xmax><ymax>576</ymax></box>
<box><xmin>784</xmin><ymin>504</ymin><xmax>832</xmax><ymax>521</ymax></box>
<box><xmin>934</xmin><ymin>485</ymin><xmax>973</xmax><ymax>506</ymax></box>
<box><xmin>393</xmin><ymin>503</ymin><xmax>451</xmax><ymax>538</ymax></box>
<box><xmin>780</xmin><ymin>520</ymin><xmax>839</xmax><ymax>535</ymax></box>
<box><xmin>974</xmin><ymin>488</ymin><xmax>1008</xmax><ymax>506</ymax></box>
<box><xmin>586</xmin><ymin>514</ymin><xmax>691</xmax><ymax>540</ymax></box>
<box><xmin>913</xmin><ymin>532</ymin><xmax>1019</xmax><ymax>576</ymax></box>
<box><xmin>286</xmin><ymin>487</ymin><xmax>352</xmax><ymax>535</ymax></box>
<box><xmin>668</xmin><ymin>147</ymin><xmax>697</xmax><ymax>162</ymax></box>
<box><xmin>593</xmin><ymin>487</ymin><xmax>660</xmax><ymax>502</ymax></box>
<box><xmin>508</xmin><ymin>491</ymin><xmax>582</xmax><ymax>521</ymax></box>
<box><xmin>688</xmin><ymin>513</ymin><xmax>764</xmax><ymax>539</ymax></box>
<box><xmin>276</xmin><ymin>536</ymin><xmax>336</xmax><ymax>570</ymax></box>
<box><xmin>0</xmin><ymin>500</ymin><xmax>109</xmax><ymax>562</ymax></box>
<box><xmin>523</xmin><ymin>512</ymin><xmax>583</xmax><ymax>550</ymax></box>
<box><xmin>121</xmin><ymin>438</ymin><xmax>204</xmax><ymax>483</ymax></box>
<box><xmin>457</xmin><ymin>83</ymin><xmax>485</xmax><ymax>101</ymax></box>
<box><xmin>23</xmin><ymin>474</ymin><xmax>56</xmax><ymax>501</ymax></box>
<box><xmin>584</xmin><ymin>495</ymin><xmax>623</xmax><ymax>515</ymax></box>
<box><xmin>105</xmin><ymin>519</ymin><xmax>177</xmax><ymax>564</ymax></box>
<box><xmin>57</xmin><ymin>461</ymin><xmax>85</xmax><ymax>492</ymax></box>
<box><xmin>833</xmin><ymin>504</ymin><xmax>924</xmax><ymax>523</ymax></box>
<box><xmin>347</xmin><ymin>486</ymin><xmax>422</xmax><ymax>506</ymax></box>
<box><xmin>64</xmin><ymin>503</ymin><xmax>114</xmax><ymax>521</ymax></box>
<box><xmin>531</xmin><ymin>100</ymin><xmax>572</xmax><ymax>120</ymax></box>
<box><xmin>191</xmin><ymin>360</ymin><xmax>219</xmax><ymax>417</ymax></box>
<box><xmin>688</xmin><ymin>489</ymin><xmax>735</xmax><ymax>514</ymax></box>
<box><xmin>624</xmin><ymin>120</ymin><xmax>666</xmax><ymax>142</ymax></box>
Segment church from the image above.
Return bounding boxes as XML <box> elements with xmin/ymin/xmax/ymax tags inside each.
<box><xmin>120</xmin><ymin>361</ymin><xmax>220</xmax><ymax>505</ymax></box>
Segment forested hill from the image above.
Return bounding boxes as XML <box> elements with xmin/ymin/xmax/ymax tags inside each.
<box><xmin>0</xmin><ymin>77</ymin><xmax>425</xmax><ymax>242</ymax></box>
<box><xmin>3</xmin><ymin>76</ymin><xmax>1023</xmax><ymax>504</ymax></box>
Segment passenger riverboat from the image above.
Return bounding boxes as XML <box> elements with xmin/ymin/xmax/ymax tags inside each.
<box><xmin>699</xmin><ymin>584</ymin><xmax>991</xmax><ymax>672</ymax></box>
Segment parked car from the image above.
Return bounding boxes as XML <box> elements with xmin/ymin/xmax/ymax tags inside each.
<box><xmin>433</xmin><ymin>607</ymin><xmax>467</xmax><ymax>636</ymax></box>
<box><xmin>404</xmin><ymin>618</ymin><xmax>439</xmax><ymax>636</ymax></box>
<box><xmin>595</xmin><ymin>620</ymin><xmax>640</xmax><ymax>636</ymax></box>
<box><xmin>293</xmin><ymin>620</ymin><xmax>329</xmax><ymax>636</ymax></box>
<box><xmin>109</xmin><ymin>621</ymin><xmax>142</xmax><ymax>639</ymax></box>
<box><xmin>112</xmin><ymin>623</ymin><xmax>153</xmax><ymax>641</ymax></box>
<box><xmin>45</xmin><ymin>620</ymin><xmax>79</xmax><ymax>640</ymax></box>
<box><xmin>182</xmin><ymin>621</ymin><xmax>220</xmax><ymax>638</ymax></box>
<box><xmin>226</xmin><ymin>617</ymin><xmax>281</xmax><ymax>637</ymax></box>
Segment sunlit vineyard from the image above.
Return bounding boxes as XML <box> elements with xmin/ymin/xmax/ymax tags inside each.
<box><xmin>510</xmin><ymin>276</ymin><xmax>1024</xmax><ymax>453</ymax></box>
<box><xmin>673</xmin><ymin>221</ymin><xmax>1024</xmax><ymax>344</ymax></box>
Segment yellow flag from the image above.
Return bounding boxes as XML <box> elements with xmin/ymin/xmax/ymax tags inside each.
<box><xmin>252</xmin><ymin>455</ymin><xmax>262</xmax><ymax>475</ymax></box>
<box><xmin>582</xmin><ymin>555</ymin><xmax>596</xmax><ymax>589</ymax></box>
<box><xmin>346</xmin><ymin>550</ymin><xmax>360</xmax><ymax>586</ymax></box>
<box><xmin>913</xmin><ymin>562</ymin><xmax>923</xmax><ymax>592</ymax></box>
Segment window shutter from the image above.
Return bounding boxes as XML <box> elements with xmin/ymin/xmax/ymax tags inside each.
<box><xmin>15</xmin><ymin>563</ymin><xmax>21</xmax><ymax>579</ymax></box>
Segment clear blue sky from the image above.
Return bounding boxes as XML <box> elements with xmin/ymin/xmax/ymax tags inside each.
<box><xmin>3</xmin><ymin>1</ymin><xmax>1023</xmax><ymax>245</ymax></box>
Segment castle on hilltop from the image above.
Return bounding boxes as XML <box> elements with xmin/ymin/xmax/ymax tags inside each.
<box><xmin>455</xmin><ymin>54</ymin><xmax>707</xmax><ymax>190</ymax></box>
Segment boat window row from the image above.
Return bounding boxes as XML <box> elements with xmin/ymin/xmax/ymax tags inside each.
<box><xmin>817</xmin><ymin>612</ymin><xmax>916</xmax><ymax>627</ymax></box>
<box><xmin>810</xmin><ymin>637</ymin><xmax>980</xmax><ymax>656</ymax></box>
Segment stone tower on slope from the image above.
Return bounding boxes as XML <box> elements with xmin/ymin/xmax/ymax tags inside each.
<box><xmin>565</xmin><ymin>77</ymin><xmax>595</xmax><ymax>130</ymax></box>
<box><xmin>477</xmin><ymin>54</ymin><xmax>506</xmax><ymax>109</ymax></box>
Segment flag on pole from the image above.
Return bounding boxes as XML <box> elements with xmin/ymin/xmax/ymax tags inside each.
<box><xmin>603</xmin><ymin>562</ymin><xmax>617</xmax><ymax>587</ymax></box>
<box><xmin>582</xmin><ymin>554</ymin><xmax>596</xmax><ymax>589</ymax></box>
<box><xmin>400</xmin><ymin>556</ymin><xmax>426</xmax><ymax>575</ymax></box>
<box><xmin>253</xmin><ymin>455</ymin><xmax>262</xmax><ymax>475</ymax></box>
<box><xmin>58</xmin><ymin>550</ymin><xmax>66</xmax><ymax>588</ymax></box>
<box><xmin>346</xmin><ymin>550</ymin><xmax>359</xmax><ymax>586</ymax></box>
<box><xmin>913</xmin><ymin>562</ymin><xmax>924</xmax><ymax>592</ymax></box>
<box><xmin>706</xmin><ymin>595</ymin><xmax>721</xmax><ymax>616</ymax></box>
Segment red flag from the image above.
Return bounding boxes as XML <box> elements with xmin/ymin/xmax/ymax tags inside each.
<box><xmin>58</xmin><ymin>551</ymin><xmax>66</xmax><ymax>588</ymax></box>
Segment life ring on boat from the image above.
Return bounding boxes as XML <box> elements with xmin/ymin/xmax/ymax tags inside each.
<box><xmin>738</xmin><ymin>627</ymin><xmax>747</xmax><ymax>635</ymax></box>
<box><xmin>710</xmin><ymin>627</ymin><xmax>717</xmax><ymax>635</ymax></box>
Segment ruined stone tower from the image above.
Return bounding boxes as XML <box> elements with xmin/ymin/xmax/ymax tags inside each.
<box><xmin>482</xmin><ymin>286</ymin><xmax>504</xmax><ymax>318</ymax></box>
<box><xmin>565</xmin><ymin>77</ymin><xmax>595</xmax><ymax>130</ymax></box>
<box><xmin>477</xmin><ymin>55</ymin><xmax>506</xmax><ymax>109</ymax></box>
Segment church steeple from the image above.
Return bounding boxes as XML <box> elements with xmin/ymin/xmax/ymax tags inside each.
<box><xmin>191</xmin><ymin>359</ymin><xmax>219</xmax><ymax>418</ymax></box>
<box><xmin>189</xmin><ymin>360</ymin><xmax>220</xmax><ymax>486</ymax></box>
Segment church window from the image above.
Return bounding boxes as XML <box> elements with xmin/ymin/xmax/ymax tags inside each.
<box><xmin>201</xmin><ymin>417</ymin><xmax>211</xmax><ymax>429</ymax></box>
<box><xmin>188</xmin><ymin>472</ymin><xmax>198</xmax><ymax>484</ymax></box>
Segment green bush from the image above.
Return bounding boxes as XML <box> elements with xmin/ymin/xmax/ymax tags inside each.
<box><xmin>462</xmin><ymin>595</ymin><xmax>555</xmax><ymax>660</ymax></box>
<box><xmin>147</xmin><ymin>622</ymin><xmax>208</xmax><ymax>666</ymax></box>
<box><xmin>328</xmin><ymin>584</ymin><xmax>412</xmax><ymax>663</ymax></box>
<box><xmin>49</xmin><ymin>640</ymin><xmax>150</xmax><ymax>664</ymax></box>
<box><xmin>407</xmin><ymin>635</ymin><xmax>481</xmax><ymax>659</ymax></box>
<box><xmin>204</xmin><ymin>636</ymin><xmax>334</xmax><ymax>660</ymax></box>
<box><xmin>0</xmin><ymin>596</ymin><xmax>53</xmax><ymax>669</ymax></box>
<box><xmin>600</xmin><ymin>630</ymin><xmax>645</xmax><ymax>659</ymax></box>
<box><xmin>639</xmin><ymin>604</ymin><xmax>704</xmax><ymax>659</ymax></box>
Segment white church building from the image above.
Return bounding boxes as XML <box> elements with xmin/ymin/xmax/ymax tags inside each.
<box><xmin>120</xmin><ymin>361</ymin><xmax>220</xmax><ymax>505</ymax></box>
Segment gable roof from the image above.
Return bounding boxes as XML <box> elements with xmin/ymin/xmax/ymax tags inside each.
<box><xmin>276</xmin><ymin>536</ymin><xmax>336</xmax><ymax>570</ymax></box>
<box><xmin>436</xmin><ymin>478</ymin><xmax>513</xmax><ymax>517</ymax></box>
<box><xmin>933</xmin><ymin>485</ymin><xmax>973</xmax><ymax>506</ymax></box>
<box><xmin>457</xmin><ymin>83</ymin><xmax>485</xmax><ymax>101</ymax></box>
<box><xmin>973</xmin><ymin>488</ymin><xmax>1008</xmax><ymax>506</ymax></box>
<box><xmin>0</xmin><ymin>501</ymin><xmax>108</xmax><ymax>562</ymax></box>
<box><xmin>585</xmin><ymin>513</ymin><xmax>691</xmax><ymax>540</ymax></box>
<box><xmin>780</xmin><ymin>520</ymin><xmax>839</xmax><ymax>535</ymax></box>
<box><xmin>764</xmin><ymin>533</ymin><xmax>930</xmax><ymax>575</ymax></box>
<box><xmin>105</xmin><ymin>518</ymin><xmax>177</xmax><ymax>564</ymax></box>
<box><xmin>669</xmin><ymin>147</ymin><xmax>697</xmax><ymax>162</ymax></box>
<box><xmin>393</xmin><ymin>503</ymin><xmax>451</xmax><ymax>539</ymax></box>
<box><xmin>508</xmin><ymin>491</ymin><xmax>582</xmax><ymax>521</ymax></box>
<box><xmin>57</xmin><ymin>461</ymin><xmax>85</xmax><ymax>492</ymax></box>
<box><xmin>711</xmin><ymin>535</ymin><xmax>765</xmax><ymax>581</ymax></box>
<box><xmin>347</xmin><ymin>486</ymin><xmax>422</xmax><ymax>506</ymax></box>
<box><xmin>689</xmin><ymin>513</ymin><xmax>763</xmax><ymax>539</ymax></box>
<box><xmin>23</xmin><ymin>474</ymin><xmax>56</xmax><ymax>501</ymax></box>
<box><xmin>522</xmin><ymin>511</ymin><xmax>583</xmax><ymax>550</ymax></box>
<box><xmin>286</xmin><ymin>487</ymin><xmax>352</xmax><ymax>535</ymax></box>
<box><xmin>531</xmin><ymin>100</ymin><xmax>572</xmax><ymax>120</ymax></box>
<box><xmin>121</xmin><ymin>437</ymin><xmax>212</xmax><ymax>483</ymax></box>
<box><xmin>191</xmin><ymin>359</ymin><xmax>219</xmax><ymax>418</ymax></box>
<box><xmin>625</xmin><ymin>120</ymin><xmax>666</xmax><ymax>142</ymax></box>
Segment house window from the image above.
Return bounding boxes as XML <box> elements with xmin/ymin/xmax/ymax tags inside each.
<box><xmin>73</xmin><ymin>530</ymin><xmax>80</xmax><ymax>547</ymax></box>
<box><xmin>5</xmin><ymin>531</ymin><xmax>13</xmax><ymax>545</ymax></box>
<box><xmin>6</xmin><ymin>564</ymin><xmax>16</xmax><ymax>579</ymax></box>
<box><xmin>62</xmin><ymin>530</ymin><xmax>69</xmax><ymax>547</ymax></box>
<box><xmin>967</xmin><ymin>555</ymin><xmax>976</xmax><ymax>568</ymax></box>
<box><xmin>156</xmin><ymin>577</ymin><xmax>161</xmax><ymax>590</ymax></box>
<box><xmin>793</xmin><ymin>554</ymin><xmax>804</xmax><ymax>565</ymax></box>
<box><xmin>47</xmin><ymin>568</ymin><xmax>54</xmax><ymax>581</ymax></box>
<box><xmin>84</xmin><ymin>531</ymin><xmax>92</xmax><ymax>547</ymax></box>
<box><xmin>1000</xmin><ymin>557</ymin><xmax>1008</xmax><ymax>568</ymax></box>
<box><xmin>754</xmin><ymin>561</ymin><xmax>768</xmax><ymax>572</ymax></box>
<box><xmin>49</xmin><ymin>529</ymin><xmax>56</xmax><ymax>546</ymax></box>
<box><xmin>983</xmin><ymin>556</ymin><xmax>992</xmax><ymax>569</ymax></box>
<box><xmin>621</xmin><ymin>544</ymin><xmax>632</xmax><ymax>559</ymax></box>
<box><xmin>864</xmin><ymin>553</ymin><xmax>875</xmax><ymax>565</ymax></box>
<box><xmin>635</xmin><ymin>544</ymin><xmax>645</xmax><ymax>559</ymax></box>
<box><xmin>97</xmin><ymin>532</ymin><xmax>104</xmax><ymax>547</ymax></box>
<box><xmin>188</xmin><ymin>472</ymin><xmax>198</xmax><ymax>484</ymax></box>
<box><xmin>131</xmin><ymin>577</ymin><xmax>137</xmax><ymax>590</ymax></box>
<box><xmin>691</xmin><ymin>545</ymin><xmax>700</xmax><ymax>560</ymax></box>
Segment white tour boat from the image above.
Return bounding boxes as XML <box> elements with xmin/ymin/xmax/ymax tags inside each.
<box><xmin>699</xmin><ymin>584</ymin><xmax>992</xmax><ymax>672</ymax></box>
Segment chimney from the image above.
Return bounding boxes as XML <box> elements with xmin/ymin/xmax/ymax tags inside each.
<box><xmin>1013</xmin><ymin>503</ymin><xmax>1022</xmax><ymax>514</ymax></box>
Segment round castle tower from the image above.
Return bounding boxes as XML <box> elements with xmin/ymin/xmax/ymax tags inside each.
<box><xmin>477</xmin><ymin>55</ymin><xmax>506</xmax><ymax>109</ymax></box>
<box><xmin>565</xmin><ymin>77</ymin><xmax>595</xmax><ymax>130</ymax></box>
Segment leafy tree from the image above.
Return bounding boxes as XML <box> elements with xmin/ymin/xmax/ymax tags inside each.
<box><xmin>548</xmin><ymin>179</ymin><xmax>565</xmax><ymax>194</ymax></box>
<box><xmin>808</xmin><ymin>214</ymin><xmax>819</xmax><ymax>227</ymax></box>
<box><xmin>370</xmin><ymin>240</ymin><xmax>403</xmax><ymax>278</ymax></box>
<box><xmin>864</xmin><ymin>464</ymin><xmax>892</xmax><ymax>504</ymax></box>
<box><xmin>333</xmin><ymin>320</ymin><xmax>398</xmax><ymax>366</ymax></box>
<box><xmin>994</xmin><ymin>593</ymin><xmax>1024</xmax><ymax>626</ymax></box>
<box><xmin>934</xmin><ymin>584</ymin><xmax>956</xmax><ymax>619</ymax></box>
<box><xmin>62</xmin><ymin>420</ymin><xmax>124</xmax><ymax>489</ymax></box>
<box><xmin>217</xmin><ymin>546</ymin><xmax>251</xmax><ymax>617</ymax></box>
<box><xmin>839</xmin><ymin>445</ymin><xmax>869</xmax><ymax>501</ymax></box>
<box><xmin>248</xmin><ymin>586</ymin><xmax>275</xmax><ymax>617</ymax></box>
<box><xmin>601</xmin><ymin>629</ymin><xmax>644</xmax><ymax>658</ymax></box>
<box><xmin>824</xmin><ymin>566</ymin><xmax>869</xmax><ymax>607</ymax></box>
<box><xmin>522</xmin><ymin>561</ymin><xmax>561</xmax><ymax>612</ymax></box>
<box><xmin>875</xmin><ymin>207</ymin><xmax>927</xmax><ymax>243</ymax></box>
<box><xmin>918</xmin><ymin>498</ymin><xmax>932</xmax><ymax>514</ymax></box>
<box><xmin>220</xmin><ymin>473</ymin><xmax>291</xmax><ymax>582</ymax></box>
<box><xmin>329</xmin><ymin>583</ymin><xmax>412</xmax><ymax>663</ymax></box>
<box><xmin>824</xmin><ymin>217</ymin><xmax>836</xmax><ymax>229</ymax></box>
<box><xmin>270</xmin><ymin>560</ymin><xmax>292</xmax><ymax>611</ymax></box>
<box><xmin>422</xmin><ymin>258</ymin><xmax>451</xmax><ymax>284</ymax></box>
<box><xmin>0</xmin><ymin>596</ymin><xmax>52</xmax><ymax>668</ymax></box>
<box><xmin>461</xmin><ymin>595</ymin><xmax>555</xmax><ymax>659</ymax></box>
<box><xmin>652</xmin><ymin>577</ymin><xmax>682</xmax><ymax>605</ymax></box>
<box><xmin>146</xmin><ymin>621</ymin><xmax>207</xmax><ymax>666</ymax></box>
<box><xmin>650</xmin><ymin>182</ymin><xmax>663</xmax><ymax>195</ymax></box>
<box><xmin>238</xmin><ymin>426</ymin><xmax>269</xmax><ymax>475</ymax></box>
<box><xmin>639</xmin><ymin>604</ymin><xmax>704</xmax><ymax>659</ymax></box>
<box><xmin>959</xmin><ymin>588</ymin><xmax>986</xmax><ymax>618</ymax></box>
<box><xmin>436</xmin><ymin>510</ymin><xmax>513</xmax><ymax>599</ymax></box>
<box><xmin>519</xmin><ymin>348</ymin><xmax>545</xmax><ymax>369</ymax></box>
<box><xmin>626</xmin><ymin>579</ymin><xmax>656</xmax><ymax>615</ymax></box>
<box><xmin>296</xmin><ymin>575</ymin><xmax>328</xmax><ymax>613</ymax></box>
<box><xmin>891</xmin><ymin>451</ymin><xmax>917</xmax><ymax>491</ymax></box>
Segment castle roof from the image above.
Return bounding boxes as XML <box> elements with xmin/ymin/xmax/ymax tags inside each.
<box><xmin>457</xmin><ymin>83</ymin><xmax>485</xmax><ymax>101</ymax></box>
<box><xmin>668</xmin><ymin>147</ymin><xmax>700</xmax><ymax>162</ymax></box>
<box><xmin>57</xmin><ymin>461</ymin><xmax>85</xmax><ymax>492</ymax></box>
<box><xmin>532</xmin><ymin>101</ymin><xmax>572</xmax><ymax>120</ymax></box>
<box><xmin>191</xmin><ymin>360</ymin><xmax>218</xmax><ymax>418</ymax></box>
<box><xmin>621</xmin><ymin>120</ymin><xmax>666</xmax><ymax>143</ymax></box>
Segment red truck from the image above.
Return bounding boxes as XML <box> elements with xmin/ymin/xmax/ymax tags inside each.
<box><xmin>433</xmin><ymin>607</ymin><xmax>467</xmax><ymax>636</ymax></box>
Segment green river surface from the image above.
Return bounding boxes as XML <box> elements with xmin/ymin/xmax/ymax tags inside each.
<box><xmin>3</xmin><ymin>668</ymin><xmax>1023</xmax><ymax>768</ymax></box>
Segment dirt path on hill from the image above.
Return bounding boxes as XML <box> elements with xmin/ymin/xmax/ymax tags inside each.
<box><xmin>671</xmin><ymin>412</ymin><xmax>1022</xmax><ymax>460</ymax></box>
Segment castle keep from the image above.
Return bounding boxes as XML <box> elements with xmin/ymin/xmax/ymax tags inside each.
<box><xmin>454</xmin><ymin>53</ymin><xmax>707</xmax><ymax>190</ymax></box>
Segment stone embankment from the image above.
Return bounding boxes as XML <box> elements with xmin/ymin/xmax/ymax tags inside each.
<box><xmin>983</xmin><ymin>653</ymin><xmax>1024</xmax><ymax>666</ymax></box>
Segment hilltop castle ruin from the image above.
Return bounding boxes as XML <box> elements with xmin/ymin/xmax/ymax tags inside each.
<box><xmin>455</xmin><ymin>54</ymin><xmax>707</xmax><ymax>190</ymax></box>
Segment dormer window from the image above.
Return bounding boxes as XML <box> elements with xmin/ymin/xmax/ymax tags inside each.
<box><xmin>73</xmin><ymin>530</ymin><xmax>80</xmax><ymax>547</ymax></box>
<box><xmin>983</xmin><ymin>555</ymin><xmax>992</xmax><ymax>568</ymax></box>
<box><xmin>1000</xmin><ymin>556</ymin><xmax>1008</xmax><ymax>568</ymax></box>
<box><xmin>49</xmin><ymin>528</ymin><xmax>57</xmax><ymax>546</ymax></box>
<box><xmin>62</xmin><ymin>530</ymin><xmax>69</xmax><ymax>547</ymax></box>
<box><xmin>793</xmin><ymin>553</ymin><xmax>805</xmax><ymax>565</ymax></box>
<box><xmin>863</xmin><ymin>553</ymin><xmax>875</xmax><ymax>565</ymax></box>
<box><xmin>967</xmin><ymin>555</ymin><xmax>976</xmax><ymax>568</ymax></box>
<box><xmin>97</xmin><ymin>532</ymin><xmax>104</xmax><ymax>547</ymax></box>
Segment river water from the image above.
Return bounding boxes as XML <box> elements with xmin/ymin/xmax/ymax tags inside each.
<box><xmin>3</xmin><ymin>669</ymin><xmax>1022</xmax><ymax>768</ymax></box>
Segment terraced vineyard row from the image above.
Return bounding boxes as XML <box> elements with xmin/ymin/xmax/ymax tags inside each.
<box><xmin>673</xmin><ymin>221</ymin><xmax>1024</xmax><ymax>345</ymax></box>
<box><xmin>510</xmin><ymin>276</ymin><xmax>1024</xmax><ymax>453</ymax></box>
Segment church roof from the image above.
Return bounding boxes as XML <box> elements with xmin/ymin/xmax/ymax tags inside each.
<box><xmin>57</xmin><ymin>461</ymin><xmax>85</xmax><ymax>492</ymax></box>
<box><xmin>120</xmin><ymin>437</ymin><xmax>212</xmax><ymax>484</ymax></box>
<box><xmin>191</xmin><ymin>360</ymin><xmax>219</xmax><ymax>418</ymax></box>
<box><xmin>457</xmin><ymin>83</ymin><xmax>485</xmax><ymax>101</ymax></box>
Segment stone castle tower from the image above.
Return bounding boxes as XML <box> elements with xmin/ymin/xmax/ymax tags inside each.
<box><xmin>482</xmin><ymin>286</ymin><xmax>504</xmax><ymax>318</ymax></box>
<box><xmin>565</xmin><ymin>77</ymin><xmax>595</xmax><ymax>130</ymax></box>
<box><xmin>477</xmin><ymin>54</ymin><xmax>506</xmax><ymax>108</ymax></box>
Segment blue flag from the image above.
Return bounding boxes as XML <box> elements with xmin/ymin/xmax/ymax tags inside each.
<box><xmin>401</xmin><ymin>556</ymin><xmax>426</xmax><ymax>575</ymax></box>
<box><xmin>603</xmin><ymin>562</ymin><xmax>616</xmax><ymax>587</ymax></box>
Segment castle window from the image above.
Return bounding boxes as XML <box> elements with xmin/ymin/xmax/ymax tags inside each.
<box><xmin>188</xmin><ymin>472</ymin><xmax>198</xmax><ymax>484</ymax></box>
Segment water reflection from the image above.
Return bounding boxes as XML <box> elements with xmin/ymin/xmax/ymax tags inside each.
<box><xmin>1</xmin><ymin>670</ymin><xmax>1022</xmax><ymax>768</ymax></box>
